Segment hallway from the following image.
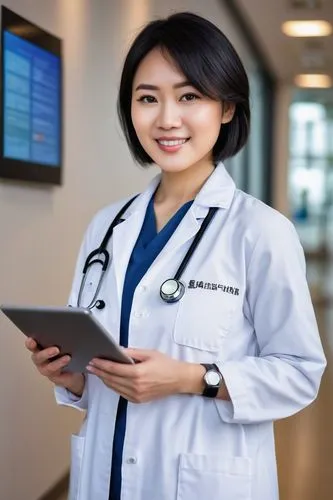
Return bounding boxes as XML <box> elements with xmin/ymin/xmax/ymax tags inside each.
<box><xmin>276</xmin><ymin>260</ymin><xmax>333</xmax><ymax>500</ymax></box>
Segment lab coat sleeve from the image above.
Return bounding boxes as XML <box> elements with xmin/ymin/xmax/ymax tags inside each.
<box><xmin>216</xmin><ymin>216</ymin><xmax>326</xmax><ymax>424</ymax></box>
<box><xmin>54</xmin><ymin>375</ymin><xmax>89</xmax><ymax>411</ymax></box>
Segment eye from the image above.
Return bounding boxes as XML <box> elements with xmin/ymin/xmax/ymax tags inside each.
<box><xmin>137</xmin><ymin>95</ymin><xmax>157</xmax><ymax>104</ymax></box>
<box><xmin>180</xmin><ymin>93</ymin><xmax>200</xmax><ymax>102</ymax></box>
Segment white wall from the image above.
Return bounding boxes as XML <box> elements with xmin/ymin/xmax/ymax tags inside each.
<box><xmin>0</xmin><ymin>1</ymin><xmax>258</xmax><ymax>499</ymax></box>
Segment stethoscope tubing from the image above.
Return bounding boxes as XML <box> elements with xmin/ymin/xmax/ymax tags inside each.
<box><xmin>77</xmin><ymin>195</ymin><xmax>139</xmax><ymax>308</ymax></box>
<box><xmin>174</xmin><ymin>207</ymin><xmax>218</xmax><ymax>280</ymax></box>
<box><xmin>77</xmin><ymin>195</ymin><xmax>218</xmax><ymax>308</ymax></box>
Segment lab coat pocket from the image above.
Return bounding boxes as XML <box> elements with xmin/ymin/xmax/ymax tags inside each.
<box><xmin>173</xmin><ymin>290</ymin><xmax>234</xmax><ymax>351</ymax></box>
<box><xmin>68</xmin><ymin>434</ymin><xmax>85</xmax><ymax>500</ymax></box>
<box><xmin>177</xmin><ymin>453</ymin><xmax>252</xmax><ymax>500</ymax></box>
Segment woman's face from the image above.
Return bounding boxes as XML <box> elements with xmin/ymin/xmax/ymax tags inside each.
<box><xmin>131</xmin><ymin>48</ymin><xmax>233</xmax><ymax>174</ymax></box>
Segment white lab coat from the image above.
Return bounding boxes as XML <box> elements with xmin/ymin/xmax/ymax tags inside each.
<box><xmin>55</xmin><ymin>163</ymin><xmax>326</xmax><ymax>500</ymax></box>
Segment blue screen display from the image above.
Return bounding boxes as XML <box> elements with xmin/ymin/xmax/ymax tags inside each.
<box><xmin>3</xmin><ymin>30</ymin><xmax>61</xmax><ymax>167</ymax></box>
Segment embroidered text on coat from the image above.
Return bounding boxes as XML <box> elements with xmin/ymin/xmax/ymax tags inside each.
<box><xmin>188</xmin><ymin>280</ymin><xmax>240</xmax><ymax>296</ymax></box>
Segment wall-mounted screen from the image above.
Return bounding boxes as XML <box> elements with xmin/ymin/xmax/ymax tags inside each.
<box><xmin>0</xmin><ymin>6</ymin><xmax>63</xmax><ymax>185</ymax></box>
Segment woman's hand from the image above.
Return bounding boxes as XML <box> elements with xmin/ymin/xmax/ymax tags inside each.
<box><xmin>86</xmin><ymin>348</ymin><xmax>206</xmax><ymax>403</ymax></box>
<box><xmin>25</xmin><ymin>338</ymin><xmax>85</xmax><ymax>397</ymax></box>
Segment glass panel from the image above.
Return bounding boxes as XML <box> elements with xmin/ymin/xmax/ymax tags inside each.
<box><xmin>288</xmin><ymin>92</ymin><xmax>333</xmax><ymax>256</ymax></box>
<box><xmin>226</xmin><ymin>68</ymin><xmax>270</xmax><ymax>202</ymax></box>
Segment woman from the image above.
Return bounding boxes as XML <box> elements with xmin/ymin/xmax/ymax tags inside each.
<box><xmin>26</xmin><ymin>11</ymin><xmax>326</xmax><ymax>500</ymax></box>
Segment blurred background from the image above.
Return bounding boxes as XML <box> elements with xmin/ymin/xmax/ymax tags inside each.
<box><xmin>0</xmin><ymin>1</ymin><xmax>332</xmax><ymax>499</ymax></box>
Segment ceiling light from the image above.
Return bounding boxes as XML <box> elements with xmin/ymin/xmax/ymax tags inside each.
<box><xmin>282</xmin><ymin>20</ymin><xmax>332</xmax><ymax>37</ymax></box>
<box><xmin>294</xmin><ymin>74</ymin><xmax>332</xmax><ymax>88</ymax></box>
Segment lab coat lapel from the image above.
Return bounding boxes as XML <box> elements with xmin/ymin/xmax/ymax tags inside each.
<box><xmin>112</xmin><ymin>211</ymin><xmax>143</xmax><ymax>306</ymax></box>
<box><xmin>111</xmin><ymin>163</ymin><xmax>236</xmax><ymax>303</ymax></box>
<box><xmin>143</xmin><ymin>163</ymin><xmax>236</xmax><ymax>278</ymax></box>
<box><xmin>155</xmin><ymin>206</ymin><xmax>201</xmax><ymax>262</ymax></box>
<box><xmin>111</xmin><ymin>176</ymin><xmax>160</xmax><ymax>306</ymax></box>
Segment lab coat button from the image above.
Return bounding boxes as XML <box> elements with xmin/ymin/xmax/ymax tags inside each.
<box><xmin>139</xmin><ymin>285</ymin><xmax>147</xmax><ymax>292</ymax></box>
<box><xmin>126</xmin><ymin>457</ymin><xmax>137</xmax><ymax>464</ymax></box>
<box><xmin>133</xmin><ymin>311</ymin><xmax>142</xmax><ymax>318</ymax></box>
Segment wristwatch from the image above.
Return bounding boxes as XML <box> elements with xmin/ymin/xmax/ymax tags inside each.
<box><xmin>200</xmin><ymin>363</ymin><xmax>223</xmax><ymax>398</ymax></box>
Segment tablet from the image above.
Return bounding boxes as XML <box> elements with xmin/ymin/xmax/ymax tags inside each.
<box><xmin>1</xmin><ymin>304</ymin><xmax>134</xmax><ymax>372</ymax></box>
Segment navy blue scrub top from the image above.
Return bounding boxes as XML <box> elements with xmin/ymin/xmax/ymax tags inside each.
<box><xmin>109</xmin><ymin>194</ymin><xmax>193</xmax><ymax>500</ymax></box>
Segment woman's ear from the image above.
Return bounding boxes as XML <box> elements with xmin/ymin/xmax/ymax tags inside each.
<box><xmin>221</xmin><ymin>102</ymin><xmax>236</xmax><ymax>124</ymax></box>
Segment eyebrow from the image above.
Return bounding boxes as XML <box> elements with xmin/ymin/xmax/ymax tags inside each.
<box><xmin>134</xmin><ymin>81</ymin><xmax>193</xmax><ymax>91</ymax></box>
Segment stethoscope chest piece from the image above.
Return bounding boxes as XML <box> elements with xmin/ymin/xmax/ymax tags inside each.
<box><xmin>160</xmin><ymin>279</ymin><xmax>185</xmax><ymax>303</ymax></box>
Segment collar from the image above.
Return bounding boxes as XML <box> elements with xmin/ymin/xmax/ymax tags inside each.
<box><xmin>193</xmin><ymin>162</ymin><xmax>236</xmax><ymax>209</ymax></box>
<box><xmin>122</xmin><ymin>162</ymin><xmax>236</xmax><ymax>220</ymax></box>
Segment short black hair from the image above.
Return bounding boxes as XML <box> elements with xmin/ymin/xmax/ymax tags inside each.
<box><xmin>117</xmin><ymin>11</ymin><xmax>250</xmax><ymax>166</ymax></box>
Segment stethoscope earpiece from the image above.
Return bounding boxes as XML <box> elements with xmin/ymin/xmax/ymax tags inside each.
<box><xmin>160</xmin><ymin>279</ymin><xmax>185</xmax><ymax>303</ymax></box>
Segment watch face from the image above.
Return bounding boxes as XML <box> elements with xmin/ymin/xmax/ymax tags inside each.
<box><xmin>205</xmin><ymin>370</ymin><xmax>221</xmax><ymax>386</ymax></box>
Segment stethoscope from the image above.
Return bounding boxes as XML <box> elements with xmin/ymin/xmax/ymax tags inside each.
<box><xmin>77</xmin><ymin>195</ymin><xmax>218</xmax><ymax>310</ymax></box>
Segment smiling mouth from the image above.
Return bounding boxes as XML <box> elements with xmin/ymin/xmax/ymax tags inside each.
<box><xmin>156</xmin><ymin>138</ymin><xmax>190</xmax><ymax>146</ymax></box>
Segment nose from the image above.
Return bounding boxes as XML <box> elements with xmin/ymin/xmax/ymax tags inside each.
<box><xmin>156</xmin><ymin>101</ymin><xmax>182</xmax><ymax>130</ymax></box>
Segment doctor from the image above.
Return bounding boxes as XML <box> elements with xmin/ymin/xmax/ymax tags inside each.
<box><xmin>26</xmin><ymin>11</ymin><xmax>326</xmax><ymax>500</ymax></box>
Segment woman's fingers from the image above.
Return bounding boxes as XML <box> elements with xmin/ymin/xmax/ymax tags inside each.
<box><xmin>28</xmin><ymin>343</ymin><xmax>72</xmax><ymax>378</ymax></box>
<box><xmin>41</xmin><ymin>355</ymin><xmax>71</xmax><ymax>377</ymax></box>
<box><xmin>25</xmin><ymin>337</ymin><xmax>39</xmax><ymax>353</ymax></box>
<box><xmin>90</xmin><ymin>369</ymin><xmax>148</xmax><ymax>402</ymax></box>
<box><xmin>25</xmin><ymin>337</ymin><xmax>61</xmax><ymax>366</ymax></box>
<box><xmin>31</xmin><ymin>346</ymin><xmax>60</xmax><ymax>367</ymax></box>
<box><xmin>24</xmin><ymin>337</ymin><xmax>80</xmax><ymax>390</ymax></box>
<box><xmin>90</xmin><ymin>369</ymin><xmax>133</xmax><ymax>390</ymax></box>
